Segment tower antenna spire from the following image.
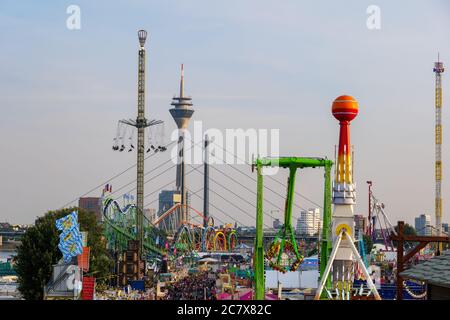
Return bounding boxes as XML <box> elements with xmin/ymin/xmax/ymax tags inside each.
<box><xmin>170</xmin><ymin>64</ymin><xmax>194</xmax><ymax>231</ymax></box>
<box><xmin>180</xmin><ymin>63</ymin><xmax>184</xmax><ymax>98</ymax></box>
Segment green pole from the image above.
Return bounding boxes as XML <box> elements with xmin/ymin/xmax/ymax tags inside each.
<box><xmin>320</xmin><ymin>162</ymin><xmax>333</xmax><ymax>290</ymax></box>
<box><xmin>254</xmin><ymin>163</ymin><xmax>265</xmax><ymax>300</ymax></box>
<box><xmin>287</xmin><ymin>167</ymin><xmax>300</xmax><ymax>257</ymax></box>
<box><xmin>277</xmin><ymin>167</ymin><xmax>299</xmax><ymax>264</ymax></box>
<box><xmin>284</xmin><ymin>167</ymin><xmax>297</xmax><ymax>233</ymax></box>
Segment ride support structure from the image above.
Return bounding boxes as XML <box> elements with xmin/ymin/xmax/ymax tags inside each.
<box><xmin>112</xmin><ymin>30</ymin><xmax>164</xmax><ymax>255</ymax></box>
<box><xmin>314</xmin><ymin>95</ymin><xmax>382</xmax><ymax>300</ymax></box>
<box><xmin>102</xmin><ymin>194</ymin><xmax>167</xmax><ymax>257</ymax></box>
<box><xmin>434</xmin><ymin>57</ymin><xmax>444</xmax><ymax>253</ymax></box>
<box><xmin>253</xmin><ymin>156</ymin><xmax>333</xmax><ymax>300</ymax></box>
<box><xmin>368</xmin><ymin>186</ymin><xmax>397</xmax><ymax>251</ymax></box>
<box><xmin>391</xmin><ymin>221</ymin><xmax>449</xmax><ymax>300</ymax></box>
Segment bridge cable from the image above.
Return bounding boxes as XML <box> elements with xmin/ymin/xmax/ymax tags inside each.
<box><xmin>59</xmin><ymin>140</ymin><xmax>176</xmax><ymax>209</ymax></box>
<box><xmin>142</xmin><ymin>165</ymin><xmax>202</xmax><ymax>206</ymax></box>
<box><xmin>209</xmin><ymin>140</ymin><xmax>322</xmax><ymax>209</ymax></box>
<box><xmin>188</xmin><ymin>188</ymin><xmax>247</xmax><ymax>227</ymax></box>
<box><xmin>111</xmin><ymin>138</ymin><xmax>204</xmax><ymax>199</ymax></box>
<box><xmin>210</xmin><ymin>164</ymin><xmax>308</xmax><ymax>216</ymax></box>
<box><xmin>115</xmin><ymin>163</ymin><xmax>177</xmax><ymax>201</ymax></box>
<box><xmin>109</xmin><ymin>158</ymin><xmax>175</xmax><ymax>199</ymax></box>
<box><xmin>189</xmin><ymin>164</ymin><xmax>272</xmax><ymax>228</ymax></box>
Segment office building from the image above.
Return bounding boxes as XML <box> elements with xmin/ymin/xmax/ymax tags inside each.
<box><xmin>158</xmin><ymin>190</ymin><xmax>190</xmax><ymax>232</ymax></box>
<box><xmin>78</xmin><ymin>197</ymin><xmax>102</xmax><ymax>221</ymax></box>
<box><xmin>354</xmin><ymin>214</ymin><xmax>367</xmax><ymax>238</ymax></box>
<box><xmin>144</xmin><ymin>208</ymin><xmax>156</xmax><ymax>223</ymax></box>
<box><xmin>415</xmin><ymin>214</ymin><xmax>432</xmax><ymax>236</ymax></box>
<box><xmin>296</xmin><ymin>208</ymin><xmax>322</xmax><ymax>236</ymax></box>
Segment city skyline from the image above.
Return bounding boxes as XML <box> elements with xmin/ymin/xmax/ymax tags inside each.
<box><xmin>1</xmin><ymin>1</ymin><xmax>450</xmax><ymax>227</ymax></box>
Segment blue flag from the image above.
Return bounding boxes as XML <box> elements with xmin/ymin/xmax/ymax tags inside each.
<box><xmin>56</xmin><ymin>211</ymin><xmax>78</xmax><ymax>232</ymax></box>
<box><xmin>56</xmin><ymin>211</ymin><xmax>83</xmax><ymax>262</ymax></box>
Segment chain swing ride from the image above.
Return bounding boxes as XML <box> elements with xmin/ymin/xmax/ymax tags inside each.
<box><xmin>112</xmin><ymin>120</ymin><xmax>166</xmax><ymax>154</ymax></box>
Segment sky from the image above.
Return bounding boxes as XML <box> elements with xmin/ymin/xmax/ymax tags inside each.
<box><xmin>0</xmin><ymin>0</ymin><xmax>449</xmax><ymax>227</ymax></box>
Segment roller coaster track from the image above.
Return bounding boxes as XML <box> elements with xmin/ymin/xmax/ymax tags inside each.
<box><xmin>102</xmin><ymin>194</ymin><xmax>238</xmax><ymax>257</ymax></box>
<box><xmin>158</xmin><ymin>204</ymin><xmax>238</xmax><ymax>253</ymax></box>
<box><xmin>152</xmin><ymin>203</ymin><xmax>208</xmax><ymax>227</ymax></box>
<box><xmin>102</xmin><ymin>197</ymin><xmax>166</xmax><ymax>256</ymax></box>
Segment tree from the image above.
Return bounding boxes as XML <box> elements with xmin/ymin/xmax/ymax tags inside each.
<box><xmin>394</xmin><ymin>223</ymin><xmax>417</xmax><ymax>236</ymax></box>
<box><xmin>392</xmin><ymin>223</ymin><xmax>417</xmax><ymax>249</ymax></box>
<box><xmin>362</xmin><ymin>234</ymin><xmax>373</xmax><ymax>254</ymax></box>
<box><xmin>15</xmin><ymin>207</ymin><xmax>112</xmax><ymax>300</ymax></box>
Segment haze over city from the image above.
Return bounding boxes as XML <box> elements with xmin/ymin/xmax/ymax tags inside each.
<box><xmin>1</xmin><ymin>0</ymin><xmax>450</xmax><ymax>227</ymax></box>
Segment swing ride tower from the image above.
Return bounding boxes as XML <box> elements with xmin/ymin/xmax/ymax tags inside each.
<box><xmin>112</xmin><ymin>30</ymin><xmax>163</xmax><ymax>255</ymax></box>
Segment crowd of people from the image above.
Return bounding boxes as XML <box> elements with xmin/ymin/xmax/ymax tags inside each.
<box><xmin>164</xmin><ymin>272</ymin><xmax>217</xmax><ymax>300</ymax></box>
<box><xmin>95</xmin><ymin>286</ymin><xmax>155</xmax><ymax>300</ymax></box>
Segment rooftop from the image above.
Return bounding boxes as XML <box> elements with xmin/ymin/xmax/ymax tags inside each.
<box><xmin>400</xmin><ymin>250</ymin><xmax>450</xmax><ymax>288</ymax></box>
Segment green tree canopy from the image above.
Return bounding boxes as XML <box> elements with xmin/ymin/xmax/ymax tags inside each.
<box><xmin>15</xmin><ymin>207</ymin><xmax>112</xmax><ymax>300</ymax></box>
<box><xmin>362</xmin><ymin>234</ymin><xmax>373</xmax><ymax>254</ymax></box>
<box><xmin>394</xmin><ymin>223</ymin><xmax>417</xmax><ymax>236</ymax></box>
<box><xmin>392</xmin><ymin>223</ymin><xmax>417</xmax><ymax>249</ymax></box>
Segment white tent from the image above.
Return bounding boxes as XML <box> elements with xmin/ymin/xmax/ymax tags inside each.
<box><xmin>198</xmin><ymin>257</ymin><xmax>220</xmax><ymax>264</ymax></box>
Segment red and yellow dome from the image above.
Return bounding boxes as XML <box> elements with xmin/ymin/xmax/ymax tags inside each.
<box><xmin>332</xmin><ymin>95</ymin><xmax>358</xmax><ymax>122</ymax></box>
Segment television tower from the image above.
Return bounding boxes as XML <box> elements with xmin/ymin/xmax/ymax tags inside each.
<box><xmin>434</xmin><ymin>56</ymin><xmax>444</xmax><ymax>240</ymax></box>
<box><xmin>114</xmin><ymin>30</ymin><xmax>163</xmax><ymax>254</ymax></box>
<box><xmin>170</xmin><ymin>64</ymin><xmax>194</xmax><ymax>230</ymax></box>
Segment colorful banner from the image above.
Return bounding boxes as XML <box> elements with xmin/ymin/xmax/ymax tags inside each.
<box><xmin>56</xmin><ymin>211</ymin><xmax>84</xmax><ymax>263</ymax></box>
<box><xmin>56</xmin><ymin>211</ymin><xmax>78</xmax><ymax>232</ymax></box>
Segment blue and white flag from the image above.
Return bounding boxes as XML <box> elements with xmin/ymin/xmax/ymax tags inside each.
<box><xmin>56</xmin><ymin>211</ymin><xmax>78</xmax><ymax>232</ymax></box>
<box><xmin>56</xmin><ymin>211</ymin><xmax>84</xmax><ymax>263</ymax></box>
<box><xmin>58</xmin><ymin>240</ymin><xmax>83</xmax><ymax>262</ymax></box>
<box><xmin>59</xmin><ymin>226</ymin><xmax>82</xmax><ymax>244</ymax></box>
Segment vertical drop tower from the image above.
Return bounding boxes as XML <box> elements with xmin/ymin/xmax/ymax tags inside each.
<box><xmin>434</xmin><ymin>57</ymin><xmax>444</xmax><ymax>240</ymax></box>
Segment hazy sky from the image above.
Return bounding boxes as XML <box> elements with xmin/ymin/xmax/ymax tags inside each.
<box><xmin>1</xmin><ymin>0</ymin><xmax>449</xmax><ymax>227</ymax></box>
